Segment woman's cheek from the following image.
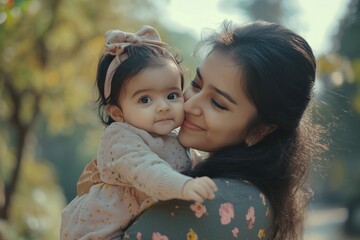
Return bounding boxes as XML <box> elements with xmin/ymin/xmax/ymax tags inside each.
<box><xmin>183</xmin><ymin>87</ymin><xmax>195</xmax><ymax>101</ymax></box>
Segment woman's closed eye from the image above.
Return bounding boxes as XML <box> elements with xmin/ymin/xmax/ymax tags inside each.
<box><xmin>191</xmin><ymin>80</ymin><xmax>227</xmax><ymax>110</ymax></box>
<box><xmin>211</xmin><ymin>98</ymin><xmax>227</xmax><ymax>110</ymax></box>
<box><xmin>139</xmin><ymin>96</ymin><xmax>152</xmax><ymax>104</ymax></box>
<box><xmin>190</xmin><ymin>80</ymin><xmax>201</xmax><ymax>90</ymax></box>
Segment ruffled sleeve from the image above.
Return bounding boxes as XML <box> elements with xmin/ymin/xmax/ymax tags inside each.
<box><xmin>98</xmin><ymin>122</ymin><xmax>191</xmax><ymax>200</ymax></box>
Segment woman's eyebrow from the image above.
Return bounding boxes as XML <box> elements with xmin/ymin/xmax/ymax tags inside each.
<box><xmin>196</xmin><ymin>68</ymin><xmax>203</xmax><ymax>81</ymax></box>
<box><xmin>211</xmin><ymin>86</ymin><xmax>237</xmax><ymax>105</ymax></box>
<box><xmin>197</xmin><ymin>67</ymin><xmax>236</xmax><ymax>104</ymax></box>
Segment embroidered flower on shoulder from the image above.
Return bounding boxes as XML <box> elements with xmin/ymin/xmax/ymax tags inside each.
<box><xmin>246</xmin><ymin>206</ymin><xmax>256</xmax><ymax>229</ymax></box>
<box><xmin>152</xmin><ymin>232</ymin><xmax>169</xmax><ymax>240</ymax></box>
<box><xmin>258</xmin><ymin>229</ymin><xmax>266</xmax><ymax>239</ymax></box>
<box><xmin>266</xmin><ymin>207</ymin><xmax>271</xmax><ymax>217</ymax></box>
<box><xmin>232</xmin><ymin>227</ymin><xmax>239</xmax><ymax>238</ymax></box>
<box><xmin>187</xmin><ymin>228</ymin><xmax>198</xmax><ymax>240</ymax></box>
<box><xmin>259</xmin><ymin>193</ymin><xmax>266</xmax><ymax>205</ymax></box>
<box><xmin>190</xmin><ymin>202</ymin><xmax>207</xmax><ymax>218</ymax></box>
<box><xmin>219</xmin><ymin>202</ymin><xmax>235</xmax><ymax>225</ymax></box>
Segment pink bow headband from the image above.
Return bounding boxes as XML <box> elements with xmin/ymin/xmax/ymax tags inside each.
<box><xmin>103</xmin><ymin>25</ymin><xmax>168</xmax><ymax>99</ymax></box>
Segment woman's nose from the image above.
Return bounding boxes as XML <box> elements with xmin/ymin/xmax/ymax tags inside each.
<box><xmin>184</xmin><ymin>91</ymin><xmax>202</xmax><ymax>116</ymax></box>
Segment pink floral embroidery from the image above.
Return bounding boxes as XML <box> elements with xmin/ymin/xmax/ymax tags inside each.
<box><xmin>232</xmin><ymin>227</ymin><xmax>239</xmax><ymax>238</ymax></box>
<box><xmin>259</xmin><ymin>193</ymin><xmax>266</xmax><ymax>205</ymax></box>
<box><xmin>190</xmin><ymin>202</ymin><xmax>207</xmax><ymax>218</ymax></box>
<box><xmin>219</xmin><ymin>202</ymin><xmax>234</xmax><ymax>225</ymax></box>
<box><xmin>266</xmin><ymin>207</ymin><xmax>271</xmax><ymax>217</ymax></box>
<box><xmin>136</xmin><ymin>232</ymin><xmax>142</xmax><ymax>240</ymax></box>
<box><xmin>152</xmin><ymin>232</ymin><xmax>169</xmax><ymax>240</ymax></box>
<box><xmin>246</xmin><ymin>206</ymin><xmax>256</xmax><ymax>229</ymax></box>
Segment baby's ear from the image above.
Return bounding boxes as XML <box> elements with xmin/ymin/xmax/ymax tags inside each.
<box><xmin>245</xmin><ymin>124</ymin><xmax>278</xmax><ymax>146</ymax></box>
<box><xmin>106</xmin><ymin>105</ymin><xmax>124</xmax><ymax>122</ymax></box>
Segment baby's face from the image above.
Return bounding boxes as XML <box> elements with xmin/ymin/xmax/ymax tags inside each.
<box><xmin>118</xmin><ymin>60</ymin><xmax>184</xmax><ymax>135</ymax></box>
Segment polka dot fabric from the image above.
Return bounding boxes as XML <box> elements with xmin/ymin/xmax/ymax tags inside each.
<box><xmin>61</xmin><ymin>122</ymin><xmax>192</xmax><ymax>240</ymax></box>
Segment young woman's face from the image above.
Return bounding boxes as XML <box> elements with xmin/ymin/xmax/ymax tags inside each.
<box><xmin>117</xmin><ymin>60</ymin><xmax>184</xmax><ymax>135</ymax></box>
<box><xmin>178</xmin><ymin>50</ymin><xmax>257</xmax><ymax>152</ymax></box>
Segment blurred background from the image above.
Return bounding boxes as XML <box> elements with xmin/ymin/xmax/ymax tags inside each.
<box><xmin>0</xmin><ymin>0</ymin><xmax>359</xmax><ymax>239</ymax></box>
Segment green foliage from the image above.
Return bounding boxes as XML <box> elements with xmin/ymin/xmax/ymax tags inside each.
<box><xmin>218</xmin><ymin>0</ymin><xmax>298</xmax><ymax>25</ymax></box>
<box><xmin>317</xmin><ymin>53</ymin><xmax>354</xmax><ymax>87</ymax></box>
<box><xmin>10</xmin><ymin>158</ymin><xmax>66</xmax><ymax>240</ymax></box>
<box><xmin>315</xmin><ymin>0</ymin><xmax>360</xmax><ymax>203</ymax></box>
<box><xmin>0</xmin><ymin>0</ymin><xmax>198</xmax><ymax>238</ymax></box>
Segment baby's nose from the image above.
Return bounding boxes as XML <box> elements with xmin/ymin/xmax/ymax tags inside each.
<box><xmin>157</xmin><ymin>100</ymin><xmax>170</xmax><ymax>112</ymax></box>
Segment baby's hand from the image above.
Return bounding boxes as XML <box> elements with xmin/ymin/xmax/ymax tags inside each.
<box><xmin>182</xmin><ymin>177</ymin><xmax>217</xmax><ymax>202</ymax></box>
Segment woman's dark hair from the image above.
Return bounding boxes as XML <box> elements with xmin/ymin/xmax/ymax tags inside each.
<box><xmin>185</xmin><ymin>21</ymin><xmax>327</xmax><ymax>239</ymax></box>
<box><xmin>96</xmin><ymin>45</ymin><xmax>184</xmax><ymax>125</ymax></box>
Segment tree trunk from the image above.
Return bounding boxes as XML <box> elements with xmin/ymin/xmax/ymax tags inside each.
<box><xmin>0</xmin><ymin>128</ymin><xmax>27</xmax><ymax>219</ymax></box>
<box><xmin>0</xmin><ymin>72</ymin><xmax>32</xmax><ymax>220</ymax></box>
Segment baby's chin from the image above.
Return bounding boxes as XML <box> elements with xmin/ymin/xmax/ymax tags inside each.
<box><xmin>151</xmin><ymin>127</ymin><xmax>175</xmax><ymax>136</ymax></box>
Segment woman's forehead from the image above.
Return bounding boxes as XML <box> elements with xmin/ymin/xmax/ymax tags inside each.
<box><xmin>200</xmin><ymin>51</ymin><xmax>244</xmax><ymax>96</ymax></box>
<box><xmin>201</xmin><ymin>51</ymin><xmax>240</xmax><ymax>79</ymax></box>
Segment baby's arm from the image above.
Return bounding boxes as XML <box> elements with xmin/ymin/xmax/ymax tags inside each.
<box><xmin>98</xmin><ymin>123</ymin><xmax>216</xmax><ymax>202</ymax></box>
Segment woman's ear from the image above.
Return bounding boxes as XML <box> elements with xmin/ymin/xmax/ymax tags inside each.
<box><xmin>106</xmin><ymin>105</ymin><xmax>124</xmax><ymax>122</ymax></box>
<box><xmin>245</xmin><ymin>124</ymin><xmax>278</xmax><ymax>146</ymax></box>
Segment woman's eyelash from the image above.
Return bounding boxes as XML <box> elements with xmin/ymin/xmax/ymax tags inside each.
<box><xmin>211</xmin><ymin>99</ymin><xmax>227</xmax><ymax>110</ymax></box>
<box><xmin>191</xmin><ymin>80</ymin><xmax>227</xmax><ymax>110</ymax></box>
<box><xmin>190</xmin><ymin>80</ymin><xmax>201</xmax><ymax>89</ymax></box>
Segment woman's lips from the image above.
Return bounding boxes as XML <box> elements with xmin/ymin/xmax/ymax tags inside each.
<box><xmin>182</xmin><ymin>118</ymin><xmax>205</xmax><ymax>131</ymax></box>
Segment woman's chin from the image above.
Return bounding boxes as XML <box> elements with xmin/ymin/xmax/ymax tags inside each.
<box><xmin>177</xmin><ymin>129</ymin><xmax>191</xmax><ymax>147</ymax></box>
<box><xmin>178</xmin><ymin>129</ymin><xmax>208</xmax><ymax>151</ymax></box>
<box><xmin>178</xmin><ymin>128</ymin><xmax>198</xmax><ymax>148</ymax></box>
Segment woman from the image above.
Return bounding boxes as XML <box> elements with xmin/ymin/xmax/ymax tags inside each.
<box><xmin>74</xmin><ymin>20</ymin><xmax>324</xmax><ymax>239</ymax></box>
<box><xmin>119</xmin><ymin>20</ymin><xmax>326</xmax><ymax>240</ymax></box>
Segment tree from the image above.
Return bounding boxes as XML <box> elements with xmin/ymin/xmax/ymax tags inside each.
<box><xmin>0</xmin><ymin>0</ymin><xmax>198</xmax><ymax>238</ymax></box>
<box><xmin>218</xmin><ymin>0</ymin><xmax>298</xmax><ymax>24</ymax></box>
<box><xmin>315</xmin><ymin>0</ymin><xmax>360</xmax><ymax>203</ymax></box>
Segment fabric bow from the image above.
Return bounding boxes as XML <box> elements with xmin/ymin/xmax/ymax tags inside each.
<box><xmin>104</xmin><ymin>25</ymin><xmax>167</xmax><ymax>60</ymax></box>
<box><xmin>103</xmin><ymin>25</ymin><xmax>168</xmax><ymax>98</ymax></box>
<box><xmin>77</xmin><ymin>159</ymin><xmax>101</xmax><ymax>196</ymax></box>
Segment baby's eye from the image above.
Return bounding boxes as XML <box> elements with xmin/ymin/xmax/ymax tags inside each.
<box><xmin>167</xmin><ymin>92</ymin><xmax>178</xmax><ymax>100</ymax></box>
<box><xmin>139</xmin><ymin>96</ymin><xmax>152</xmax><ymax>104</ymax></box>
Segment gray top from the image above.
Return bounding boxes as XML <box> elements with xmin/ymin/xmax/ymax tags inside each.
<box><xmin>120</xmin><ymin>178</ymin><xmax>273</xmax><ymax>240</ymax></box>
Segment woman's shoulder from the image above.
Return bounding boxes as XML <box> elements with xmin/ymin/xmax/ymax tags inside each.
<box><xmin>213</xmin><ymin>178</ymin><xmax>267</xmax><ymax>198</ymax></box>
<box><xmin>212</xmin><ymin>178</ymin><xmax>270</xmax><ymax>208</ymax></box>
<box><xmin>202</xmin><ymin>178</ymin><xmax>272</xmax><ymax>233</ymax></box>
<box><xmin>122</xmin><ymin>178</ymin><xmax>272</xmax><ymax>240</ymax></box>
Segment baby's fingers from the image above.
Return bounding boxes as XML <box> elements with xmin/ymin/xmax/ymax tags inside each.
<box><xmin>202</xmin><ymin>177</ymin><xmax>217</xmax><ymax>192</ymax></box>
<box><xmin>188</xmin><ymin>191</ymin><xmax>204</xmax><ymax>203</ymax></box>
<box><xmin>197</xmin><ymin>177</ymin><xmax>217</xmax><ymax>199</ymax></box>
